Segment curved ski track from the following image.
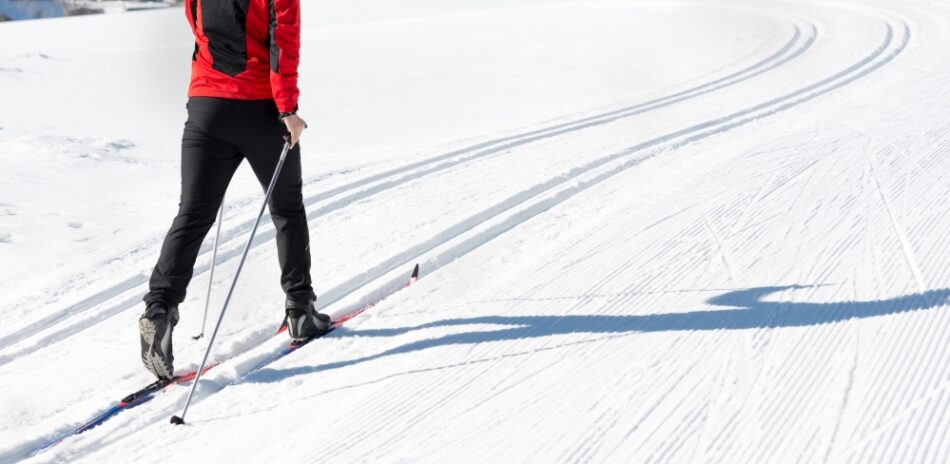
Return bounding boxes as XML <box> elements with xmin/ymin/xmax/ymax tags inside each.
<box><xmin>0</xmin><ymin>8</ymin><xmax>817</xmax><ymax>363</ymax></box>
<box><xmin>4</xmin><ymin>2</ymin><xmax>923</xmax><ymax>462</ymax></box>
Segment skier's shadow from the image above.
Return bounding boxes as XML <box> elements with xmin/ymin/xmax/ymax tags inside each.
<box><xmin>246</xmin><ymin>285</ymin><xmax>950</xmax><ymax>384</ymax></box>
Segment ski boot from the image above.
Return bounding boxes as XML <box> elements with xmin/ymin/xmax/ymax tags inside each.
<box><xmin>139</xmin><ymin>302</ymin><xmax>179</xmax><ymax>380</ymax></box>
<box><xmin>285</xmin><ymin>299</ymin><xmax>331</xmax><ymax>344</ymax></box>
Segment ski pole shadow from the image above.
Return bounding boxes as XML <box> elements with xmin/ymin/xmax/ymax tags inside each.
<box><xmin>245</xmin><ymin>285</ymin><xmax>950</xmax><ymax>384</ymax></box>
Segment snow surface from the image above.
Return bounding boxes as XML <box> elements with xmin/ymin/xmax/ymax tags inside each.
<box><xmin>1</xmin><ymin>0</ymin><xmax>949</xmax><ymax>462</ymax></box>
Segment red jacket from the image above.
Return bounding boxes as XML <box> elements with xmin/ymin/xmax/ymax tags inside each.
<box><xmin>185</xmin><ymin>0</ymin><xmax>300</xmax><ymax>114</ymax></box>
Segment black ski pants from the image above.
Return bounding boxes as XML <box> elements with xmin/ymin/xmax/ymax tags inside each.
<box><xmin>144</xmin><ymin>97</ymin><xmax>315</xmax><ymax>310</ymax></box>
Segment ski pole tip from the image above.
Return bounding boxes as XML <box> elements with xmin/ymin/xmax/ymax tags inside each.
<box><xmin>170</xmin><ymin>415</ymin><xmax>185</xmax><ymax>425</ymax></box>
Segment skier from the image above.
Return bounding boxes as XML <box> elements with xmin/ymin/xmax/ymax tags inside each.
<box><xmin>138</xmin><ymin>0</ymin><xmax>330</xmax><ymax>380</ymax></box>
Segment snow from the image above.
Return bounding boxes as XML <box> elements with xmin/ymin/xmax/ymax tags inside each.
<box><xmin>1</xmin><ymin>0</ymin><xmax>949</xmax><ymax>462</ymax></box>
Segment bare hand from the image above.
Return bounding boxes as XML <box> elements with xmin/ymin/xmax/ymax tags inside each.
<box><xmin>282</xmin><ymin>114</ymin><xmax>308</xmax><ymax>148</ymax></box>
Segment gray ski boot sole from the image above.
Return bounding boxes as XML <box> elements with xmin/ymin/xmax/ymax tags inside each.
<box><xmin>139</xmin><ymin>318</ymin><xmax>174</xmax><ymax>380</ymax></box>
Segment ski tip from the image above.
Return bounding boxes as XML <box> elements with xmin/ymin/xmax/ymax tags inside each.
<box><xmin>191</xmin><ymin>334</ymin><xmax>204</xmax><ymax>340</ymax></box>
<box><xmin>170</xmin><ymin>415</ymin><xmax>185</xmax><ymax>425</ymax></box>
<box><xmin>411</xmin><ymin>263</ymin><xmax>419</xmax><ymax>279</ymax></box>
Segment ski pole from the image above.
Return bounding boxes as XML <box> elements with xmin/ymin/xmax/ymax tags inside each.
<box><xmin>172</xmin><ymin>140</ymin><xmax>292</xmax><ymax>425</ymax></box>
<box><xmin>192</xmin><ymin>195</ymin><xmax>225</xmax><ymax>340</ymax></box>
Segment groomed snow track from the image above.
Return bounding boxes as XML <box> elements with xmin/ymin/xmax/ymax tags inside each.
<box><xmin>1</xmin><ymin>1</ymin><xmax>948</xmax><ymax>463</ymax></box>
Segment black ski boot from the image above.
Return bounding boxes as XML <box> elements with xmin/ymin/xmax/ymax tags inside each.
<box><xmin>139</xmin><ymin>302</ymin><xmax>179</xmax><ymax>380</ymax></box>
<box><xmin>285</xmin><ymin>299</ymin><xmax>331</xmax><ymax>344</ymax></box>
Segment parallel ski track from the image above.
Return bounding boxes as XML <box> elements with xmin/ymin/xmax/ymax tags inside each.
<box><xmin>11</xmin><ymin>268</ymin><xmax>421</xmax><ymax>461</ymax></box>
<box><xmin>8</xmin><ymin>2</ymin><xmax>917</xmax><ymax>460</ymax></box>
<box><xmin>53</xmin><ymin>8</ymin><xmax>913</xmax><ymax>462</ymax></box>
<box><xmin>0</xmin><ymin>13</ymin><xmax>817</xmax><ymax>362</ymax></box>
<box><xmin>322</xmin><ymin>6</ymin><xmax>912</xmax><ymax>463</ymax></box>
